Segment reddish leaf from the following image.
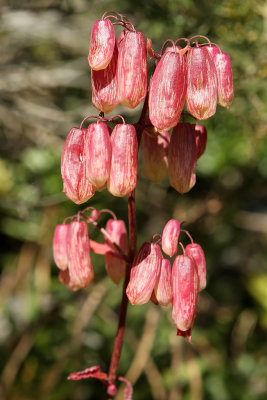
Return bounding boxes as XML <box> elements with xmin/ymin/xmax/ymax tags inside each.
<box><xmin>67</xmin><ymin>366</ymin><xmax>108</xmax><ymax>381</ymax></box>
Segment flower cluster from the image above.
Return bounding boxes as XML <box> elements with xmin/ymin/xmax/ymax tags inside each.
<box><xmin>88</xmin><ymin>13</ymin><xmax>233</xmax><ymax>121</ymax></box>
<box><xmin>61</xmin><ymin>115</ymin><xmax>138</xmax><ymax>203</ymax></box>
<box><xmin>53</xmin><ymin>209</ymin><xmax>205</xmax><ymax>341</ymax></box>
<box><xmin>126</xmin><ymin>219</ymin><xmax>206</xmax><ymax>341</ymax></box>
<box><xmin>60</xmin><ymin>13</ymin><xmax>233</xmax><ymax>205</ymax></box>
<box><xmin>53</xmin><ymin>208</ymin><xmax>128</xmax><ymax>289</ymax></box>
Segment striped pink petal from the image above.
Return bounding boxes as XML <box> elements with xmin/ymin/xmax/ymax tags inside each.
<box><xmin>107</xmin><ymin>124</ymin><xmax>138</xmax><ymax>197</ymax></box>
<box><xmin>66</xmin><ymin>221</ymin><xmax>94</xmax><ymax>290</ymax></box>
<box><xmin>186</xmin><ymin>46</ymin><xmax>217</xmax><ymax>120</ymax></box>
<box><xmin>162</xmin><ymin>219</ymin><xmax>180</xmax><ymax>257</ymax></box>
<box><xmin>154</xmin><ymin>258</ymin><xmax>172</xmax><ymax>306</ymax></box>
<box><xmin>149</xmin><ymin>50</ymin><xmax>186</xmax><ymax>132</ymax></box>
<box><xmin>117</xmin><ymin>30</ymin><xmax>147</xmax><ymax>109</ymax></box>
<box><xmin>104</xmin><ymin>219</ymin><xmax>128</xmax><ymax>284</ymax></box>
<box><xmin>53</xmin><ymin>224</ymin><xmax>69</xmax><ymax>270</ymax></box>
<box><xmin>85</xmin><ymin>122</ymin><xmax>111</xmax><ymax>190</ymax></box>
<box><xmin>91</xmin><ymin>41</ymin><xmax>119</xmax><ymax>113</ymax></box>
<box><xmin>142</xmin><ymin>131</ymin><xmax>169</xmax><ymax>183</ymax></box>
<box><xmin>185</xmin><ymin>243</ymin><xmax>206</xmax><ymax>291</ymax></box>
<box><xmin>168</xmin><ymin>122</ymin><xmax>197</xmax><ymax>194</ymax></box>
<box><xmin>172</xmin><ymin>255</ymin><xmax>199</xmax><ymax>332</ymax></box>
<box><xmin>126</xmin><ymin>242</ymin><xmax>162</xmax><ymax>305</ymax></box>
<box><xmin>215</xmin><ymin>52</ymin><xmax>234</xmax><ymax>108</ymax></box>
<box><xmin>88</xmin><ymin>19</ymin><xmax>115</xmax><ymax>71</ymax></box>
<box><xmin>61</xmin><ymin>128</ymin><xmax>95</xmax><ymax>204</ymax></box>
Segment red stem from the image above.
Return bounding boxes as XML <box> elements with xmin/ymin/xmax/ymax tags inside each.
<box><xmin>107</xmin><ymin>190</ymin><xmax>136</xmax><ymax>395</ymax></box>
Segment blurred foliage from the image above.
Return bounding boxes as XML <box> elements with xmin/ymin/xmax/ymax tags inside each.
<box><xmin>0</xmin><ymin>0</ymin><xmax>267</xmax><ymax>399</ymax></box>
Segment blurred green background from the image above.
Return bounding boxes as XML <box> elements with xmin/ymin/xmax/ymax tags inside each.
<box><xmin>0</xmin><ymin>0</ymin><xmax>266</xmax><ymax>399</ymax></box>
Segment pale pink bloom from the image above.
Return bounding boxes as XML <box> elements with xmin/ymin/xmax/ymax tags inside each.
<box><xmin>88</xmin><ymin>19</ymin><xmax>115</xmax><ymax>71</ymax></box>
<box><xmin>107</xmin><ymin>124</ymin><xmax>138</xmax><ymax>197</ymax></box>
<box><xmin>65</xmin><ymin>221</ymin><xmax>94</xmax><ymax>290</ymax></box>
<box><xmin>85</xmin><ymin>122</ymin><xmax>111</xmax><ymax>190</ymax></box>
<box><xmin>142</xmin><ymin>131</ymin><xmax>169</xmax><ymax>183</ymax></box>
<box><xmin>172</xmin><ymin>255</ymin><xmax>199</xmax><ymax>335</ymax></box>
<box><xmin>61</xmin><ymin>128</ymin><xmax>95</xmax><ymax>204</ymax></box>
<box><xmin>91</xmin><ymin>41</ymin><xmax>119</xmax><ymax>113</ymax></box>
<box><xmin>126</xmin><ymin>242</ymin><xmax>162</xmax><ymax>305</ymax></box>
<box><xmin>186</xmin><ymin>46</ymin><xmax>217</xmax><ymax>120</ymax></box>
<box><xmin>53</xmin><ymin>224</ymin><xmax>69</xmax><ymax>271</ymax></box>
<box><xmin>117</xmin><ymin>30</ymin><xmax>147</xmax><ymax>109</ymax></box>
<box><xmin>149</xmin><ymin>50</ymin><xmax>186</xmax><ymax>132</ymax></box>
<box><xmin>206</xmin><ymin>46</ymin><xmax>234</xmax><ymax>108</ymax></box>
<box><xmin>185</xmin><ymin>243</ymin><xmax>207</xmax><ymax>291</ymax></box>
<box><xmin>154</xmin><ymin>259</ymin><xmax>172</xmax><ymax>306</ymax></box>
<box><xmin>214</xmin><ymin>52</ymin><xmax>234</xmax><ymax>108</ymax></box>
<box><xmin>168</xmin><ymin>123</ymin><xmax>197</xmax><ymax>194</ymax></box>
<box><xmin>162</xmin><ymin>219</ymin><xmax>180</xmax><ymax>257</ymax></box>
<box><xmin>104</xmin><ymin>219</ymin><xmax>128</xmax><ymax>284</ymax></box>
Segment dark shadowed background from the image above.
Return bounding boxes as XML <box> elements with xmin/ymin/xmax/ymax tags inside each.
<box><xmin>0</xmin><ymin>0</ymin><xmax>267</xmax><ymax>399</ymax></box>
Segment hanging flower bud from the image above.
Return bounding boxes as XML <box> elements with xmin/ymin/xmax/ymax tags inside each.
<box><xmin>66</xmin><ymin>221</ymin><xmax>94</xmax><ymax>291</ymax></box>
<box><xmin>104</xmin><ymin>219</ymin><xmax>128</xmax><ymax>284</ymax></box>
<box><xmin>85</xmin><ymin>122</ymin><xmax>111</xmax><ymax>190</ymax></box>
<box><xmin>193</xmin><ymin>123</ymin><xmax>207</xmax><ymax>159</ymax></box>
<box><xmin>185</xmin><ymin>243</ymin><xmax>206</xmax><ymax>291</ymax></box>
<box><xmin>168</xmin><ymin>123</ymin><xmax>197</xmax><ymax>194</ymax></box>
<box><xmin>61</xmin><ymin>128</ymin><xmax>95</xmax><ymax>204</ymax></box>
<box><xmin>91</xmin><ymin>42</ymin><xmax>119</xmax><ymax>113</ymax></box>
<box><xmin>162</xmin><ymin>219</ymin><xmax>180</xmax><ymax>257</ymax></box>
<box><xmin>154</xmin><ymin>259</ymin><xmax>172</xmax><ymax>306</ymax></box>
<box><xmin>186</xmin><ymin>46</ymin><xmax>217</xmax><ymax>120</ymax></box>
<box><xmin>117</xmin><ymin>30</ymin><xmax>147</xmax><ymax>108</ymax></box>
<box><xmin>107</xmin><ymin>124</ymin><xmax>138</xmax><ymax>197</ymax></box>
<box><xmin>126</xmin><ymin>242</ymin><xmax>162</xmax><ymax>305</ymax></box>
<box><xmin>214</xmin><ymin>52</ymin><xmax>234</xmax><ymax>108</ymax></box>
<box><xmin>88</xmin><ymin>19</ymin><xmax>115</xmax><ymax>71</ymax></box>
<box><xmin>149</xmin><ymin>49</ymin><xmax>186</xmax><ymax>132</ymax></box>
<box><xmin>172</xmin><ymin>255</ymin><xmax>199</xmax><ymax>339</ymax></box>
<box><xmin>53</xmin><ymin>224</ymin><xmax>69</xmax><ymax>271</ymax></box>
<box><xmin>142</xmin><ymin>131</ymin><xmax>169</xmax><ymax>183</ymax></box>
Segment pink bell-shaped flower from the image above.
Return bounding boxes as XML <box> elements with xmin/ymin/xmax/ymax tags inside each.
<box><xmin>142</xmin><ymin>131</ymin><xmax>169</xmax><ymax>183</ymax></box>
<box><xmin>206</xmin><ymin>46</ymin><xmax>234</xmax><ymax>108</ymax></box>
<box><xmin>214</xmin><ymin>52</ymin><xmax>234</xmax><ymax>108</ymax></box>
<box><xmin>104</xmin><ymin>219</ymin><xmax>128</xmax><ymax>284</ymax></box>
<box><xmin>154</xmin><ymin>258</ymin><xmax>172</xmax><ymax>306</ymax></box>
<box><xmin>65</xmin><ymin>221</ymin><xmax>94</xmax><ymax>291</ymax></box>
<box><xmin>61</xmin><ymin>128</ymin><xmax>95</xmax><ymax>204</ymax></box>
<box><xmin>172</xmin><ymin>255</ymin><xmax>199</xmax><ymax>340</ymax></box>
<box><xmin>162</xmin><ymin>219</ymin><xmax>181</xmax><ymax>257</ymax></box>
<box><xmin>107</xmin><ymin>124</ymin><xmax>138</xmax><ymax>197</ymax></box>
<box><xmin>126</xmin><ymin>242</ymin><xmax>162</xmax><ymax>305</ymax></box>
<box><xmin>149</xmin><ymin>49</ymin><xmax>186</xmax><ymax>132</ymax></box>
<box><xmin>117</xmin><ymin>30</ymin><xmax>147</xmax><ymax>108</ymax></box>
<box><xmin>185</xmin><ymin>243</ymin><xmax>206</xmax><ymax>291</ymax></box>
<box><xmin>88</xmin><ymin>19</ymin><xmax>115</xmax><ymax>71</ymax></box>
<box><xmin>85</xmin><ymin>122</ymin><xmax>111</xmax><ymax>190</ymax></box>
<box><xmin>186</xmin><ymin>46</ymin><xmax>218</xmax><ymax>120</ymax></box>
<box><xmin>91</xmin><ymin>41</ymin><xmax>119</xmax><ymax>113</ymax></box>
<box><xmin>168</xmin><ymin>122</ymin><xmax>197</xmax><ymax>194</ymax></box>
<box><xmin>53</xmin><ymin>224</ymin><xmax>69</xmax><ymax>271</ymax></box>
